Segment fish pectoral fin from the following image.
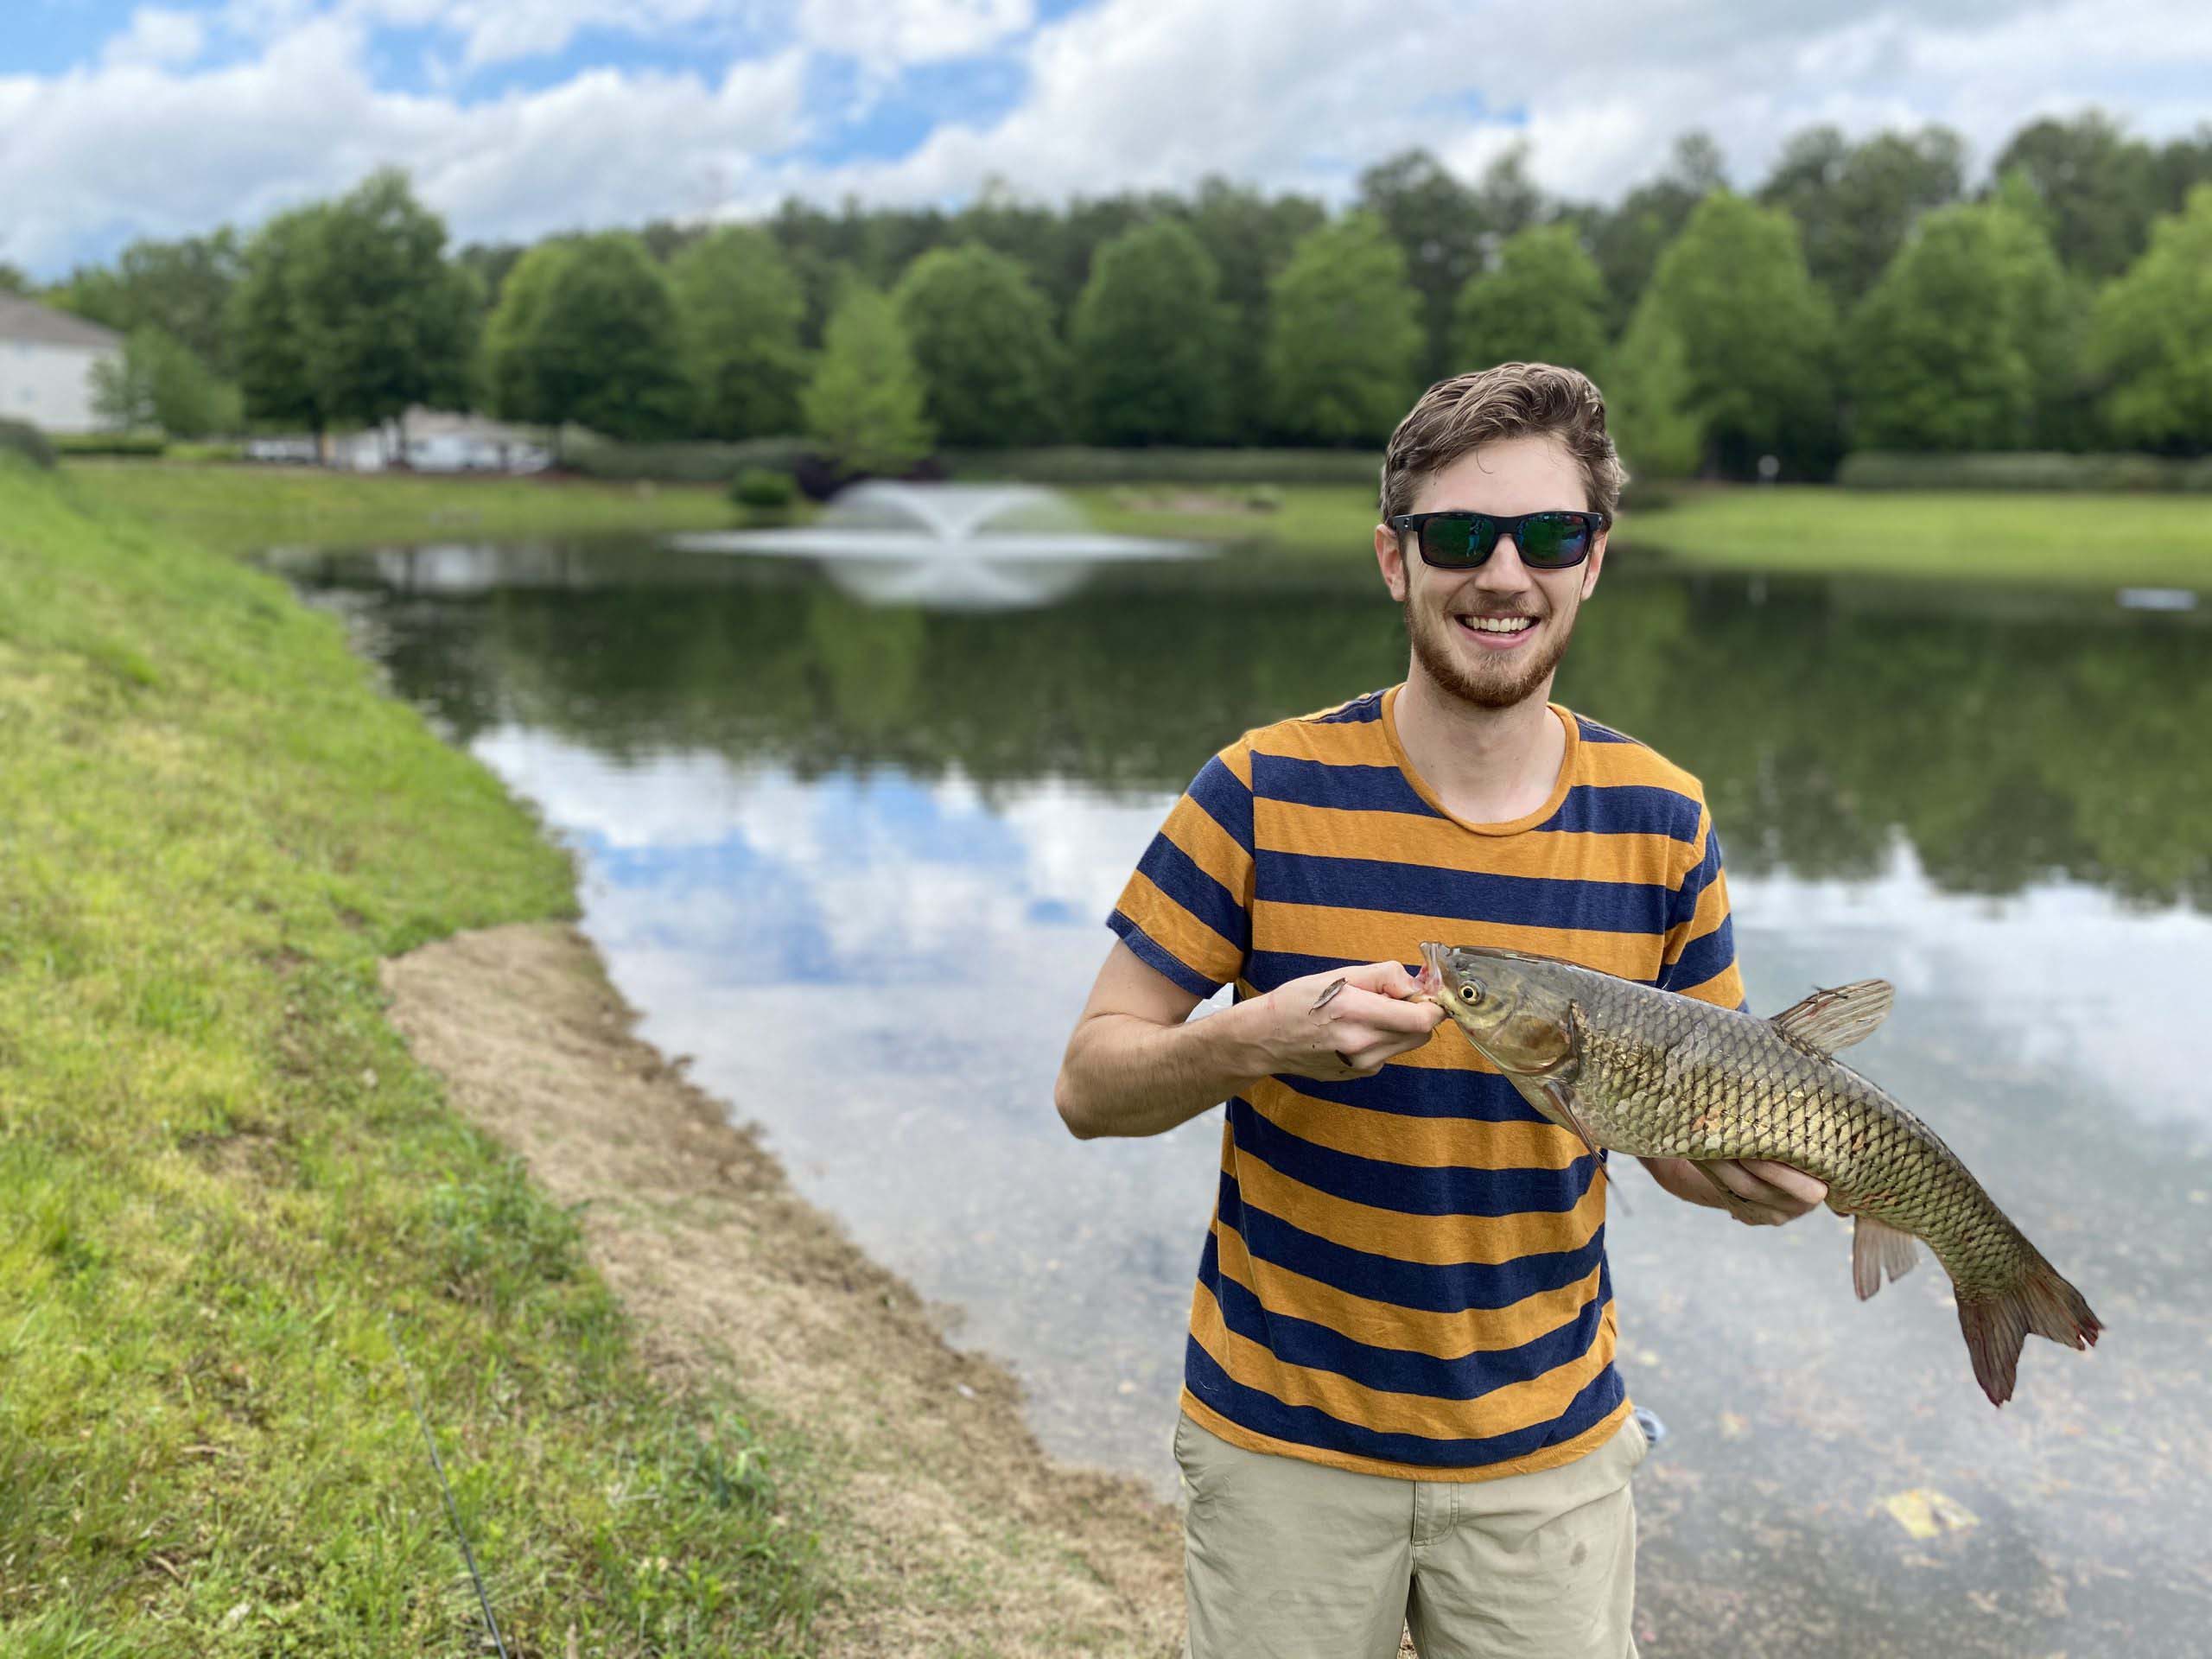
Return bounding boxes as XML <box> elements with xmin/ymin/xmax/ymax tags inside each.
<box><xmin>1535</xmin><ymin>1077</ymin><xmax>1606</xmax><ymax>1165</ymax></box>
<box><xmin>1850</xmin><ymin>1212</ymin><xmax>1921</xmax><ymax>1301</ymax></box>
<box><xmin>1770</xmin><ymin>979</ymin><xmax>1896</xmax><ymax>1056</ymax></box>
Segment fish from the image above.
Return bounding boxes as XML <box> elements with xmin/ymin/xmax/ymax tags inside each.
<box><xmin>1414</xmin><ymin>942</ymin><xmax>2102</xmax><ymax>1407</ymax></box>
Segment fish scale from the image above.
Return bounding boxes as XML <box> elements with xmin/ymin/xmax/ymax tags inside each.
<box><xmin>1417</xmin><ymin>943</ymin><xmax>2102</xmax><ymax>1406</ymax></box>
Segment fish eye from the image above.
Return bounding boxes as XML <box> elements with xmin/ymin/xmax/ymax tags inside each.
<box><xmin>1459</xmin><ymin>983</ymin><xmax>1483</xmax><ymax>1004</ymax></box>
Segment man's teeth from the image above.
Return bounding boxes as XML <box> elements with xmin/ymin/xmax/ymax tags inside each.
<box><xmin>1461</xmin><ymin>615</ymin><xmax>1535</xmax><ymax>633</ymax></box>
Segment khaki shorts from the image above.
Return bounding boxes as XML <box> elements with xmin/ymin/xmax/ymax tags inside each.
<box><xmin>1173</xmin><ymin>1409</ymin><xmax>1649</xmax><ymax>1659</ymax></box>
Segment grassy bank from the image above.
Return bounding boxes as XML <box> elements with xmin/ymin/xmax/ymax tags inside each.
<box><xmin>71</xmin><ymin>459</ymin><xmax>736</xmax><ymax>551</ymax></box>
<box><xmin>1072</xmin><ymin>482</ymin><xmax>2212</xmax><ymax>589</ymax></box>
<box><xmin>0</xmin><ymin>455</ymin><xmax>823</xmax><ymax>1653</ymax></box>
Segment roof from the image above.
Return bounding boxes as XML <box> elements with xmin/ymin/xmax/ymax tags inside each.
<box><xmin>0</xmin><ymin>295</ymin><xmax>124</xmax><ymax>350</ymax></box>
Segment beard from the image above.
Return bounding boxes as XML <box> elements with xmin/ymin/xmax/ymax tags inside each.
<box><xmin>1404</xmin><ymin>592</ymin><xmax>1579</xmax><ymax>711</ymax></box>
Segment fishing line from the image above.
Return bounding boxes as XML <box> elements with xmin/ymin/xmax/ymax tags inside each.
<box><xmin>386</xmin><ymin>1313</ymin><xmax>513</xmax><ymax>1659</ymax></box>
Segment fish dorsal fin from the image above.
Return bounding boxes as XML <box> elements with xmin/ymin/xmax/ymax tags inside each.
<box><xmin>1770</xmin><ymin>979</ymin><xmax>1895</xmax><ymax>1055</ymax></box>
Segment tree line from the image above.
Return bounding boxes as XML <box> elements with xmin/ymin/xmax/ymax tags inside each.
<box><xmin>23</xmin><ymin>110</ymin><xmax>2212</xmax><ymax>479</ymax></box>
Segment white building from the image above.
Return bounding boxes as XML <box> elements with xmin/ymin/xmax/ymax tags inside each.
<box><xmin>0</xmin><ymin>296</ymin><xmax>124</xmax><ymax>434</ymax></box>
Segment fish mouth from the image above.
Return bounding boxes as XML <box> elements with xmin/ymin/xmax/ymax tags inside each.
<box><xmin>1415</xmin><ymin>941</ymin><xmax>1447</xmax><ymax>1001</ymax></box>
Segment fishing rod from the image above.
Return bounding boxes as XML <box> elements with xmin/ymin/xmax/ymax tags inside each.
<box><xmin>387</xmin><ymin>1313</ymin><xmax>513</xmax><ymax>1659</ymax></box>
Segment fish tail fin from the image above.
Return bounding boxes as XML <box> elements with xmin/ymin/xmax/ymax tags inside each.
<box><xmin>1955</xmin><ymin>1255</ymin><xmax>2102</xmax><ymax>1408</ymax></box>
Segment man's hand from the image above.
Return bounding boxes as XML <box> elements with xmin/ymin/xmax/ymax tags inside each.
<box><xmin>1642</xmin><ymin>1156</ymin><xmax>1828</xmax><ymax>1226</ymax></box>
<box><xmin>1256</xmin><ymin>960</ymin><xmax>1445</xmax><ymax>1082</ymax></box>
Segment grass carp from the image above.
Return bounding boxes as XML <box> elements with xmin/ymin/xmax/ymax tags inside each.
<box><xmin>1414</xmin><ymin>942</ymin><xmax>2102</xmax><ymax>1407</ymax></box>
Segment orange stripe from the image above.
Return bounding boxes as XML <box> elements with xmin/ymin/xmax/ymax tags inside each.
<box><xmin>1248</xmin><ymin>1075</ymin><xmax>1583</xmax><ymax>1171</ymax></box>
<box><xmin>1253</xmin><ymin>798</ymin><xmax>1688</xmax><ymax>881</ymax></box>
<box><xmin>1190</xmin><ymin>1278</ymin><xmax>1618</xmax><ymax>1441</ymax></box>
<box><xmin>1227</xmin><ymin>1141</ymin><xmax>1605</xmax><ymax>1266</ymax></box>
<box><xmin>1254</xmin><ymin>899</ymin><xmax>1669</xmax><ymax>982</ymax></box>
<box><xmin>1179</xmin><ymin>1389</ymin><xmax>1631</xmax><ymax>1485</ymax></box>
<box><xmin>1252</xmin><ymin>719</ymin><xmax>1397</xmax><ymax>770</ymax></box>
<box><xmin>1161</xmin><ymin>795</ymin><xmax>1252</xmax><ymax>899</ymax></box>
<box><xmin>1577</xmin><ymin>740</ymin><xmax>1705</xmax><ymax>795</ymax></box>
<box><xmin>1112</xmin><ymin>868</ymin><xmax>1242</xmax><ymax>986</ymax></box>
<box><xmin>1213</xmin><ymin>1215</ymin><xmax>1604</xmax><ymax>1356</ymax></box>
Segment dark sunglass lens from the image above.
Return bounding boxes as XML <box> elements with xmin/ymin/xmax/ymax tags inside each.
<box><xmin>1518</xmin><ymin>513</ymin><xmax>1590</xmax><ymax>567</ymax></box>
<box><xmin>1420</xmin><ymin>516</ymin><xmax>1486</xmax><ymax>566</ymax></box>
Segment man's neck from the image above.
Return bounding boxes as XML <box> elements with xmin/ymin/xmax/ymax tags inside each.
<box><xmin>1394</xmin><ymin>661</ymin><xmax>1567</xmax><ymax>826</ymax></box>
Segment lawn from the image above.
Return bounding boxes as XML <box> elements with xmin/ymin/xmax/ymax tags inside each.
<box><xmin>69</xmin><ymin>458</ymin><xmax>738</xmax><ymax>551</ymax></box>
<box><xmin>0</xmin><ymin>454</ymin><xmax>824</xmax><ymax>1655</ymax></box>
<box><xmin>1071</xmin><ymin>481</ymin><xmax>2212</xmax><ymax>590</ymax></box>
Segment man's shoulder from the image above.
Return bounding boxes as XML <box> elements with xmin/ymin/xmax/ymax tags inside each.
<box><xmin>1198</xmin><ymin>687</ymin><xmax>1395</xmax><ymax>778</ymax></box>
<box><xmin>1567</xmin><ymin>709</ymin><xmax>1710</xmax><ymax>810</ymax></box>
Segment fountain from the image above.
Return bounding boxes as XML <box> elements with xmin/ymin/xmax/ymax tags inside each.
<box><xmin>667</xmin><ymin>480</ymin><xmax>1200</xmax><ymax>610</ymax></box>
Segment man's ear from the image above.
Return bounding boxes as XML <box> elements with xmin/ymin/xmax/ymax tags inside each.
<box><xmin>1580</xmin><ymin>530</ymin><xmax>1607</xmax><ymax>600</ymax></box>
<box><xmin>1375</xmin><ymin>522</ymin><xmax>1408</xmax><ymax>601</ymax></box>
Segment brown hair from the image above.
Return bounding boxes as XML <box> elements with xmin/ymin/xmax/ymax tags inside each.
<box><xmin>1378</xmin><ymin>362</ymin><xmax>1627</xmax><ymax>523</ymax></box>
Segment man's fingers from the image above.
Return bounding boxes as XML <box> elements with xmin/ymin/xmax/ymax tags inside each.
<box><xmin>1332</xmin><ymin>958</ymin><xmax>1423</xmax><ymax>998</ymax></box>
<box><xmin>1325</xmin><ymin>986</ymin><xmax>1444</xmax><ymax>1033</ymax></box>
<box><xmin>1734</xmin><ymin>1159</ymin><xmax>1828</xmax><ymax>1206</ymax></box>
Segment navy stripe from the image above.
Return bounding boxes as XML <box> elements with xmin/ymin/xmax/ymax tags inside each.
<box><xmin>1313</xmin><ymin>690</ymin><xmax>1387</xmax><ymax>724</ymax></box>
<box><xmin>1675</xmin><ymin>818</ymin><xmax>1722</xmax><ymax>909</ymax></box>
<box><xmin>1187</xmin><ymin>753</ymin><xmax>1255</xmax><ymax>855</ymax></box>
<box><xmin>1268</xmin><ymin>1067</ymin><xmax>1548</xmax><ymax>1124</ymax></box>
<box><xmin>1231</xmin><ymin>1098</ymin><xmax>1598</xmax><ymax>1217</ymax></box>
<box><xmin>1107</xmin><ymin>911</ymin><xmax>1223</xmax><ymax>997</ymax></box>
<box><xmin>1201</xmin><ymin>1230</ymin><xmax>1608</xmax><ymax>1401</ymax></box>
<box><xmin>1249</xmin><ymin>947</ymin><xmax>1667</xmax><ymax>1001</ymax></box>
<box><xmin>1535</xmin><ymin>783</ymin><xmax>1702</xmax><ymax>842</ymax></box>
<box><xmin>1255</xmin><ymin>849</ymin><xmax>1672</xmax><ymax>936</ymax></box>
<box><xmin>1135</xmin><ymin>833</ymin><xmax>1247</xmax><ymax>955</ymax></box>
<box><xmin>1250</xmin><ymin>753</ymin><xmax>1440</xmax><ymax>817</ymax></box>
<box><xmin>1185</xmin><ymin>1336</ymin><xmax>1624</xmax><ymax>1470</ymax></box>
<box><xmin>1574</xmin><ymin>715</ymin><xmax>1637</xmax><ymax>744</ymax></box>
<box><xmin>1659</xmin><ymin>913</ymin><xmax>1737</xmax><ymax>995</ymax></box>
<box><xmin>1221</xmin><ymin>1172</ymin><xmax>1606</xmax><ymax>1313</ymax></box>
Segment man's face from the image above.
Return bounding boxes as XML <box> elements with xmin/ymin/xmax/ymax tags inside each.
<box><xmin>1372</xmin><ymin>434</ymin><xmax>1607</xmax><ymax>712</ymax></box>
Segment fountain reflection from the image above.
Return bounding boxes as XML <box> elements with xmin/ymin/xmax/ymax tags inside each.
<box><xmin>668</xmin><ymin>480</ymin><xmax>1199</xmax><ymax>610</ymax></box>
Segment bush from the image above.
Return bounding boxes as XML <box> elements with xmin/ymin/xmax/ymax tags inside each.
<box><xmin>728</xmin><ymin>467</ymin><xmax>796</xmax><ymax>510</ymax></box>
<box><xmin>0</xmin><ymin>419</ymin><xmax>56</xmax><ymax>469</ymax></box>
<box><xmin>562</xmin><ymin>432</ymin><xmax>811</xmax><ymax>482</ymax></box>
<box><xmin>1838</xmin><ymin>450</ymin><xmax>2212</xmax><ymax>492</ymax></box>
<box><xmin>52</xmin><ymin>431</ymin><xmax>168</xmax><ymax>458</ymax></box>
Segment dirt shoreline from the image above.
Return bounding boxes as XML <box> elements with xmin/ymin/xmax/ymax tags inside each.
<box><xmin>380</xmin><ymin>920</ymin><xmax>1184</xmax><ymax>1656</ymax></box>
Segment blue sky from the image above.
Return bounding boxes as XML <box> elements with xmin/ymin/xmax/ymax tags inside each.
<box><xmin>3</xmin><ymin>0</ymin><xmax>2208</xmax><ymax>277</ymax></box>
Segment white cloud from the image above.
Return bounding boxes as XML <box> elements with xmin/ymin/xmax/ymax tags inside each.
<box><xmin>100</xmin><ymin>6</ymin><xmax>209</xmax><ymax>69</ymax></box>
<box><xmin>795</xmin><ymin>0</ymin><xmax>1034</xmax><ymax>67</ymax></box>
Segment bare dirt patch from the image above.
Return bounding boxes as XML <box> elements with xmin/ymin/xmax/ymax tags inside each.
<box><xmin>380</xmin><ymin>921</ymin><xmax>1183</xmax><ymax>1658</ymax></box>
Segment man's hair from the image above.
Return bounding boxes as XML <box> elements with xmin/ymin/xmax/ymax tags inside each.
<box><xmin>1378</xmin><ymin>362</ymin><xmax>1628</xmax><ymax>523</ymax></box>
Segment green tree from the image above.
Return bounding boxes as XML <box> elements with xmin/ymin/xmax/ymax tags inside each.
<box><xmin>1452</xmin><ymin>224</ymin><xmax>1608</xmax><ymax>374</ymax></box>
<box><xmin>1581</xmin><ymin>132</ymin><xmax>1726</xmax><ymax>330</ymax></box>
<box><xmin>2088</xmin><ymin>184</ymin><xmax>2212</xmax><ymax>454</ymax></box>
<box><xmin>1847</xmin><ymin>197</ymin><xmax>2075</xmax><ymax>452</ymax></box>
<box><xmin>486</xmin><ymin>233</ymin><xmax>690</xmax><ymax>440</ymax></box>
<box><xmin>668</xmin><ymin>226</ymin><xmax>809</xmax><ymax>439</ymax></box>
<box><xmin>1643</xmin><ymin>192</ymin><xmax>1838</xmax><ymax>475</ymax></box>
<box><xmin>1070</xmin><ymin>220</ymin><xmax>1229</xmax><ymax>445</ymax></box>
<box><xmin>293</xmin><ymin>171</ymin><xmax>479</xmax><ymax>438</ymax></box>
<box><xmin>1356</xmin><ymin>149</ymin><xmax>1487</xmax><ymax>382</ymax></box>
<box><xmin>1264</xmin><ymin>213</ymin><xmax>1423</xmax><ymax>446</ymax></box>
<box><xmin>893</xmin><ymin>243</ymin><xmax>1065</xmax><ymax>447</ymax></box>
<box><xmin>231</xmin><ymin>205</ymin><xmax>332</xmax><ymax>436</ymax></box>
<box><xmin>50</xmin><ymin>231</ymin><xmax>243</xmax><ymax>373</ymax></box>
<box><xmin>801</xmin><ymin>281</ymin><xmax>933</xmax><ymax>475</ymax></box>
<box><xmin>0</xmin><ymin>262</ymin><xmax>30</xmax><ymax>296</ymax></box>
<box><xmin>91</xmin><ymin>327</ymin><xmax>244</xmax><ymax>437</ymax></box>
<box><xmin>1602</xmin><ymin>297</ymin><xmax>1702</xmax><ymax>479</ymax></box>
<box><xmin>1180</xmin><ymin>177</ymin><xmax>1327</xmax><ymax>442</ymax></box>
<box><xmin>1758</xmin><ymin>124</ymin><xmax>1965</xmax><ymax>306</ymax></box>
<box><xmin>1991</xmin><ymin>111</ymin><xmax>2161</xmax><ymax>278</ymax></box>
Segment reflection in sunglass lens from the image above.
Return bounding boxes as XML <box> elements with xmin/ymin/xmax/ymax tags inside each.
<box><xmin>1518</xmin><ymin>513</ymin><xmax>1590</xmax><ymax>567</ymax></box>
<box><xmin>1420</xmin><ymin>516</ymin><xmax>1490</xmax><ymax>566</ymax></box>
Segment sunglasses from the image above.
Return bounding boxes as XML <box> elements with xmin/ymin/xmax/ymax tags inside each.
<box><xmin>1388</xmin><ymin>509</ymin><xmax>1610</xmax><ymax>571</ymax></box>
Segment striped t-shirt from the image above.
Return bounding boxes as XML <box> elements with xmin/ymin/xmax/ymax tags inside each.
<box><xmin>1108</xmin><ymin>683</ymin><xmax>1745</xmax><ymax>1483</ymax></box>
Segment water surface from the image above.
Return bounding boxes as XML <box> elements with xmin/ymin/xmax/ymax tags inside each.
<box><xmin>277</xmin><ymin>536</ymin><xmax>2212</xmax><ymax>1657</ymax></box>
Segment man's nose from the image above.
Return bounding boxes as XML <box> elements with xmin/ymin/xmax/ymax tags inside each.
<box><xmin>1471</xmin><ymin>536</ymin><xmax>1530</xmax><ymax>588</ymax></box>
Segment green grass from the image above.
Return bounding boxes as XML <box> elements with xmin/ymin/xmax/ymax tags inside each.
<box><xmin>72</xmin><ymin>459</ymin><xmax>738</xmax><ymax>552</ymax></box>
<box><xmin>0</xmin><ymin>455</ymin><xmax>825</xmax><ymax>1654</ymax></box>
<box><xmin>1072</xmin><ymin>481</ymin><xmax>2212</xmax><ymax>589</ymax></box>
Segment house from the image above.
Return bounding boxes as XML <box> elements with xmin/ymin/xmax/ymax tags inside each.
<box><xmin>0</xmin><ymin>296</ymin><xmax>124</xmax><ymax>434</ymax></box>
<box><xmin>326</xmin><ymin>407</ymin><xmax>551</xmax><ymax>474</ymax></box>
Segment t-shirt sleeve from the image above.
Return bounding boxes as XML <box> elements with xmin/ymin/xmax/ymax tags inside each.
<box><xmin>1105</xmin><ymin>742</ymin><xmax>1255</xmax><ymax>998</ymax></box>
<box><xmin>1656</xmin><ymin>803</ymin><xmax>1747</xmax><ymax>1010</ymax></box>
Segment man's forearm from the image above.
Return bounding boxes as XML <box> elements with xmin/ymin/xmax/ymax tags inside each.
<box><xmin>1056</xmin><ymin>1001</ymin><xmax>1273</xmax><ymax>1140</ymax></box>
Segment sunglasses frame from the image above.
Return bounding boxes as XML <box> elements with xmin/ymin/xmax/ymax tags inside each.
<box><xmin>1387</xmin><ymin>508</ymin><xmax>1611</xmax><ymax>571</ymax></box>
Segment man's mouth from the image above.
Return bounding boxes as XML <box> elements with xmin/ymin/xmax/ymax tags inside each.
<box><xmin>1453</xmin><ymin>612</ymin><xmax>1540</xmax><ymax>648</ymax></box>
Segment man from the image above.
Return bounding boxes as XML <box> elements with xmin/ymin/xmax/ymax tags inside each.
<box><xmin>1053</xmin><ymin>364</ymin><xmax>1827</xmax><ymax>1659</ymax></box>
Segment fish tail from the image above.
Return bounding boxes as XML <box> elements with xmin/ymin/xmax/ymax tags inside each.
<box><xmin>1955</xmin><ymin>1253</ymin><xmax>2102</xmax><ymax>1408</ymax></box>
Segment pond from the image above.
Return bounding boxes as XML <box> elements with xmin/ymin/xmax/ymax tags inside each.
<box><xmin>273</xmin><ymin>533</ymin><xmax>2212</xmax><ymax>1658</ymax></box>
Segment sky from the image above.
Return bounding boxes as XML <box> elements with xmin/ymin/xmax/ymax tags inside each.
<box><xmin>3</xmin><ymin>0</ymin><xmax>2209</xmax><ymax>278</ymax></box>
